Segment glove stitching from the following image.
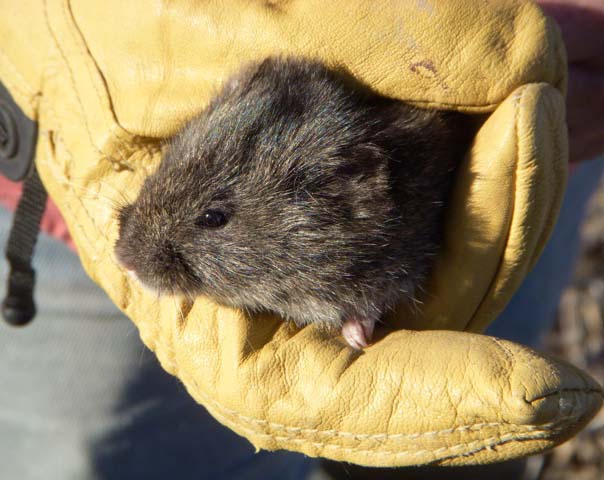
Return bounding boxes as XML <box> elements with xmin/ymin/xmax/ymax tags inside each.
<box><xmin>260</xmin><ymin>428</ymin><xmax>554</xmax><ymax>457</ymax></box>
<box><xmin>195</xmin><ymin>398</ymin><xmax>580</xmax><ymax>460</ymax></box>
<box><xmin>195</xmin><ymin>382</ymin><xmax>596</xmax><ymax>461</ymax></box>
<box><xmin>45</xmin><ymin>0</ymin><xmax>132</xmax><ymax>171</ymax></box>
<box><xmin>188</xmin><ymin>377</ymin><xmax>598</xmax><ymax>442</ymax></box>
<box><xmin>61</xmin><ymin>0</ymin><xmax>137</xmax><ymax>151</ymax></box>
<box><xmin>57</xmin><ymin>0</ymin><xmax>161</xmax><ymax>172</ymax></box>
<box><xmin>60</xmin><ymin>0</ymin><xmax>111</xmax><ymax>130</ymax></box>
<box><xmin>44</xmin><ymin>0</ymin><xmax>99</xmax><ymax>161</ymax></box>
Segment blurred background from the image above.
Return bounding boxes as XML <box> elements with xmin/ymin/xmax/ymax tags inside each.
<box><xmin>538</xmin><ymin>183</ymin><xmax>604</xmax><ymax>479</ymax></box>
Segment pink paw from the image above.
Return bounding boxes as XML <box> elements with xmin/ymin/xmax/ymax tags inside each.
<box><xmin>341</xmin><ymin>315</ymin><xmax>376</xmax><ymax>350</ymax></box>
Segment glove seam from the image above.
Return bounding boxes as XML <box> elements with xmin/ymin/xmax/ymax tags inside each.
<box><xmin>188</xmin><ymin>374</ymin><xmax>599</xmax><ymax>441</ymax></box>
<box><xmin>44</xmin><ymin>0</ymin><xmax>136</xmax><ymax>170</ymax></box>
<box><xmin>35</xmin><ymin>98</ymin><xmax>163</xmax><ymax>355</ymax></box>
<box><xmin>44</xmin><ymin>0</ymin><xmax>102</xmax><ymax>165</ymax></box>
<box><xmin>232</xmin><ymin>428</ymin><xmax>555</xmax><ymax>458</ymax></box>
<box><xmin>190</xmin><ymin>387</ymin><xmax>592</xmax><ymax>461</ymax></box>
<box><xmin>406</xmin><ymin>100</ymin><xmax>500</xmax><ymax>112</ymax></box>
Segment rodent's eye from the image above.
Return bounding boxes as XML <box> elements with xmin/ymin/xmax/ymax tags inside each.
<box><xmin>195</xmin><ymin>209</ymin><xmax>228</xmax><ymax>228</ymax></box>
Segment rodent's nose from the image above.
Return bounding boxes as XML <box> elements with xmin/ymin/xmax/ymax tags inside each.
<box><xmin>154</xmin><ymin>241</ymin><xmax>183</xmax><ymax>268</ymax></box>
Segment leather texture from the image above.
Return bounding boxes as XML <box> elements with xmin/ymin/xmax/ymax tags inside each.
<box><xmin>1</xmin><ymin>0</ymin><xmax>601</xmax><ymax>467</ymax></box>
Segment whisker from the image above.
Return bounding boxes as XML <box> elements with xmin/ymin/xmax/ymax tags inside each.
<box><xmin>59</xmin><ymin>179</ymin><xmax>124</xmax><ymax>210</ymax></box>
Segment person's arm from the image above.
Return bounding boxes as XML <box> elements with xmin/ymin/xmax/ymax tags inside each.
<box><xmin>537</xmin><ymin>0</ymin><xmax>604</xmax><ymax>163</ymax></box>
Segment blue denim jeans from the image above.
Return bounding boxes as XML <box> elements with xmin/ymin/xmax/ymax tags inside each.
<box><xmin>1</xmin><ymin>158</ymin><xmax>602</xmax><ymax>479</ymax></box>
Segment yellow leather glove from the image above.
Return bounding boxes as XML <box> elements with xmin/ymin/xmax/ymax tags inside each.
<box><xmin>1</xmin><ymin>0</ymin><xmax>602</xmax><ymax>467</ymax></box>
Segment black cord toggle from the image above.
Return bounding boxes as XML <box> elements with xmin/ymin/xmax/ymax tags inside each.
<box><xmin>2</xmin><ymin>167</ymin><xmax>47</xmax><ymax>326</ymax></box>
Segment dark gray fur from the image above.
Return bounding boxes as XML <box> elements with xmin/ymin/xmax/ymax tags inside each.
<box><xmin>115</xmin><ymin>57</ymin><xmax>470</xmax><ymax>329</ymax></box>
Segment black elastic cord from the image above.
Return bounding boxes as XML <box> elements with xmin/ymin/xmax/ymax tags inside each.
<box><xmin>2</xmin><ymin>166</ymin><xmax>47</xmax><ymax>326</ymax></box>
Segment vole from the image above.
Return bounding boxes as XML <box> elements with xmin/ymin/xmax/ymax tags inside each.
<box><xmin>114</xmin><ymin>57</ymin><xmax>472</xmax><ymax>349</ymax></box>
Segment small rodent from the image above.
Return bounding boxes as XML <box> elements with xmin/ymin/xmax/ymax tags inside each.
<box><xmin>115</xmin><ymin>57</ymin><xmax>472</xmax><ymax>349</ymax></box>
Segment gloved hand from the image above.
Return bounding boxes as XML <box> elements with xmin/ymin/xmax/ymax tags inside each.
<box><xmin>1</xmin><ymin>0</ymin><xmax>601</xmax><ymax>467</ymax></box>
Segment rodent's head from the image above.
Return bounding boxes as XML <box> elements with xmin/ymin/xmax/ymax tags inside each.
<box><xmin>114</xmin><ymin>57</ymin><xmax>453</xmax><ymax>315</ymax></box>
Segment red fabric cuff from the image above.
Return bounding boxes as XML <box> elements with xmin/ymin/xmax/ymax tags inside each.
<box><xmin>0</xmin><ymin>176</ymin><xmax>75</xmax><ymax>251</ymax></box>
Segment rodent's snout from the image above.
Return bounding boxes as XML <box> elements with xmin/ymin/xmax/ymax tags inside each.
<box><xmin>114</xmin><ymin>230</ymin><xmax>197</xmax><ymax>295</ymax></box>
<box><xmin>114</xmin><ymin>197</ymin><xmax>199</xmax><ymax>294</ymax></box>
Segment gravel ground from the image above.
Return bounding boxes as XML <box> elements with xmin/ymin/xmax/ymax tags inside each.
<box><xmin>537</xmin><ymin>186</ymin><xmax>604</xmax><ymax>479</ymax></box>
